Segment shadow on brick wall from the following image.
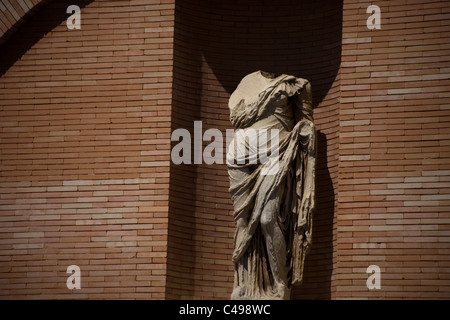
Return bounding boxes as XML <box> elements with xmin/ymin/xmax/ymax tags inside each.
<box><xmin>199</xmin><ymin>0</ymin><xmax>343</xmax><ymax>107</ymax></box>
<box><xmin>170</xmin><ymin>0</ymin><xmax>342</xmax><ymax>299</ymax></box>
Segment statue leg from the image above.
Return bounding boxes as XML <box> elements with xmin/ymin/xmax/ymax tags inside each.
<box><xmin>260</xmin><ymin>185</ymin><xmax>290</xmax><ymax>299</ymax></box>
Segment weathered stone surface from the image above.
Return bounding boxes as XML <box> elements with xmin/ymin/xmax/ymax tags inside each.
<box><xmin>227</xmin><ymin>71</ymin><xmax>316</xmax><ymax>300</ymax></box>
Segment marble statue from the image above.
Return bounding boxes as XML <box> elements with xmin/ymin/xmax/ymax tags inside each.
<box><xmin>226</xmin><ymin>71</ymin><xmax>316</xmax><ymax>300</ymax></box>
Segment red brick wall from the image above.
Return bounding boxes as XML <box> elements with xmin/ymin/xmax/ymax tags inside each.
<box><xmin>0</xmin><ymin>0</ymin><xmax>48</xmax><ymax>45</ymax></box>
<box><xmin>1</xmin><ymin>0</ymin><xmax>450</xmax><ymax>300</ymax></box>
<box><xmin>338</xmin><ymin>0</ymin><xmax>450</xmax><ymax>298</ymax></box>
<box><xmin>0</xmin><ymin>0</ymin><xmax>175</xmax><ymax>299</ymax></box>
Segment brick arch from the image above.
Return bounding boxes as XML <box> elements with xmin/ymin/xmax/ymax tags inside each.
<box><xmin>0</xmin><ymin>0</ymin><xmax>49</xmax><ymax>44</ymax></box>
